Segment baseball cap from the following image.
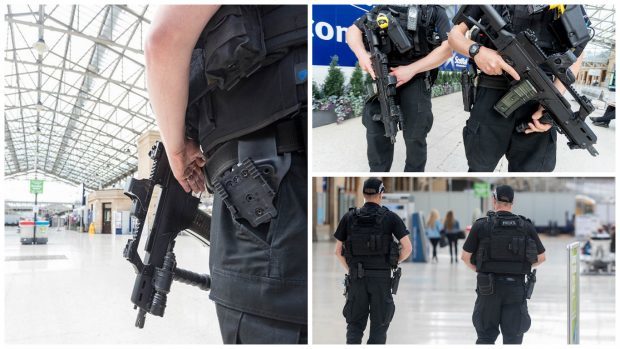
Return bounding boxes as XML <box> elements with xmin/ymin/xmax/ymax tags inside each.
<box><xmin>493</xmin><ymin>184</ymin><xmax>514</xmax><ymax>203</ymax></box>
<box><xmin>363</xmin><ymin>177</ymin><xmax>385</xmax><ymax>195</ymax></box>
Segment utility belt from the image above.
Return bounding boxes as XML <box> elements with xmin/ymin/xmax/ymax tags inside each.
<box><xmin>204</xmin><ymin>117</ymin><xmax>305</xmax><ymax>228</ymax></box>
<box><xmin>349</xmin><ymin>263</ymin><xmax>392</xmax><ymax>279</ymax></box>
<box><xmin>349</xmin><ymin>263</ymin><xmax>402</xmax><ymax>295</ymax></box>
<box><xmin>476</xmin><ymin>272</ymin><xmax>535</xmax><ymax>300</ymax></box>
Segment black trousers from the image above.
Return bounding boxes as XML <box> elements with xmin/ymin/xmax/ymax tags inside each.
<box><xmin>216</xmin><ymin>304</ymin><xmax>307</xmax><ymax>344</ymax></box>
<box><xmin>472</xmin><ymin>276</ymin><xmax>531</xmax><ymax>344</ymax></box>
<box><xmin>429</xmin><ymin>238</ymin><xmax>440</xmax><ymax>258</ymax></box>
<box><xmin>447</xmin><ymin>234</ymin><xmax>459</xmax><ymax>259</ymax></box>
<box><xmin>464</xmin><ymin>86</ymin><xmax>557</xmax><ymax>172</ymax></box>
<box><xmin>362</xmin><ymin>77</ymin><xmax>433</xmax><ymax>172</ymax></box>
<box><xmin>343</xmin><ymin>275</ymin><xmax>395</xmax><ymax>344</ymax></box>
<box><xmin>208</xmin><ymin>152</ymin><xmax>308</xmax><ymax>344</ymax></box>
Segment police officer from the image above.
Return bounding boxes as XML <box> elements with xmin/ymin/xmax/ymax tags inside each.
<box><xmin>145</xmin><ymin>5</ymin><xmax>307</xmax><ymax>344</ymax></box>
<box><xmin>448</xmin><ymin>5</ymin><xmax>590</xmax><ymax>171</ymax></box>
<box><xmin>461</xmin><ymin>185</ymin><xmax>547</xmax><ymax>344</ymax></box>
<box><xmin>334</xmin><ymin>178</ymin><xmax>412</xmax><ymax>344</ymax></box>
<box><xmin>346</xmin><ymin>5</ymin><xmax>453</xmax><ymax>172</ymax></box>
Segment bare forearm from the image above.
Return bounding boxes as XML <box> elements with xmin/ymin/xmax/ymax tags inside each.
<box><xmin>346</xmin><ymin>25</ymin><xmax>367</xmax><ymax>58</ymax></box>
<box><xmin>406</xmin><ymin>41</ymin><xmax>452</xmax><ymax>76</ymax></box>
<box><xmin>145</xmin><ymin>5</ymin><xmax>220</xmax><ymax>155</ymax></box>
<box><xmin>461</xmin><ymin>252</ymin><xmax>477</xmax><ymax>271</ymax></box>
<box><xmin>336</xmin><ymin>254</ymin><xmax>349</xmax><ymax>272</ymax></box>
<box><xmin>447</xmin><ymin>23</ymin><xmax>474</xmax><ymax>57</ymax></box>
<box><xmin>553</xmin><ymin>53</ymin><xmax>584</xmax><ymax>95</ymax></box>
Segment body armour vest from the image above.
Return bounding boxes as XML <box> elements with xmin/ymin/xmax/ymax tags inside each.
<box><xmin>185</xmin><ymin>5</ymin><xmax>307</xmax><ymax>154</ymax></box>
<box><xmin>370</xmin><ymin>5</ymin><xmax>442</xmax><ymax>65</ymax></box>
<box><xmin>344</xmin><ymin>206</ymin><xmax>398</xmax><ymax>270</ymax></box>
<box><xmin>473</xmin><ymin>212</ymin><xmax>539</xmax><ymax>275</ymax></box>
<box><xmin>476</xmin><ymin>5</ymin><xmax>589</xmax><ymax>55</ymax></box>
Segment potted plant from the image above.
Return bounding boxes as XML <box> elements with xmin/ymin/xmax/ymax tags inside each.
<box><xmin>312</xmin><ymin>55</ymin><xmax>345</xmax><ymax>127</ymax></box>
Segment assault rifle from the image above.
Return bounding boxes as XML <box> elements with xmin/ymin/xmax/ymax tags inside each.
<box><xmin>455</xmin><ymin>5</ymin><xmax>598</xmax><ymax>156</ymax></box>
<box><xmin>123</xmin><ymin>141</ymin><xmax>212</xmax><ymax>328</ymax></box>
<box><xmin>362</xmin><ymin>12</ymin><xmax>405</xmax><ymax>143</ymax></box>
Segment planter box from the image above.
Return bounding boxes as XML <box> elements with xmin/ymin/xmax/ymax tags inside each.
<box><xmin>312</xmin><ymin>109</ymin><xmax>338</xmax><ymax>128</ymax></box>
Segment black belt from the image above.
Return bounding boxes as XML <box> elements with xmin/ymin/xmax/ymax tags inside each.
<box><xmin>204</xmin><ymin>117</ymin><xmax>305</xmax><ymax>185</ymax></box>
<box><xmin>477</xmin><ymin>74</ymin><xmax>511</xmax><ymax>90</ymax></box>
<box><xmin>350</xmin><ymin>267</ymin><xmax>391</xmax><ymax>279</ymax></box>
<box><xmin>494</xmin><ymin>274</ymin><xmax>525</xmax><ymax>283</ymax></box>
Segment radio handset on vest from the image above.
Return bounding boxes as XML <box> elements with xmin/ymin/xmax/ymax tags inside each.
<box><xmin>407</xmin><ymin>6</ymin><xmax>419</xmax><ymax>31</ymax></box>
<box><xmin>377</xmin><ymin>12</ymin><xmax>413</xmax><ymax>54</ymax></box>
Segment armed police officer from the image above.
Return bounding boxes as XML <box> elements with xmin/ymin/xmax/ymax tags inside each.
<box><xmin>449</xmin><ymin>5</ymin><xmax>592</xmax><ymax>171</ymax></box>
<box><xmin>461</xmin><ymin>185</ymin><xmax>546</xmax><ymax>344</ymax></box>
<box><xmin>346</xmin><ymin>5</ymin><xmax>452</xmax><ymax>172</ymax></box>
<box><xmin>145</xmin><ymin>5</ymin><xmax>307</xmax><ymax>344</ymax></box>
<box><xmin>334</xmin><ymin>178</ymin><xmax>412</xmax><ymax>344</ymax></box>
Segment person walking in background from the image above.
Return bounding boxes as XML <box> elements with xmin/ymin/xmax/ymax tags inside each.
<box><xmin>426</xmin><ymin>209</ymin><xmax>442</xmax><ymax>263</ymax></box>
<box><xmin>443</xmin><ymin>210</ymin><xmax>461</xmax><ymax>264</ymax></box>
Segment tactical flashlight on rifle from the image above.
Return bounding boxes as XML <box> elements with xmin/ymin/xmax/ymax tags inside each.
<box><xmin>123</xmin><ymin>141</ymin><xmax>212</xmax><ymax>328</ymax></box>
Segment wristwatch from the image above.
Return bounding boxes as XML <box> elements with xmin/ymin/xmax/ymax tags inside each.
<box><xmin>469</xmin><ymin>43</ymin><xmax>481</xmax><ymax>58</ymax></box>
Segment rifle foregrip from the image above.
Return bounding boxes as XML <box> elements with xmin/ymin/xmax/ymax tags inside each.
<box><xmin>174</xmin><ymin>267</ymin><xmax>211</xmax><ymax>291</ymax></box>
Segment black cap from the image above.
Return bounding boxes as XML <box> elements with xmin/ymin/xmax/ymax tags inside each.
<box><xmin>363</xmin><ymin>177</ymin><xmax>385</xmax><ymax>195</ymax></box>
<box><xmin>494</xmin><ymin>185</ymin><xmax>514</xmax><ymax>203</ymax></box>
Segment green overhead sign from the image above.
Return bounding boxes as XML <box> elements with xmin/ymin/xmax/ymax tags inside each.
<box><xmin>473</xmin><ymin>182</ymin><xmax>491</xmax><ymax>198</ymax></box>
<box><xmin>29</xmin><ymin>179</ymin><xmax>44</xmax><ymax>194</ymax></box>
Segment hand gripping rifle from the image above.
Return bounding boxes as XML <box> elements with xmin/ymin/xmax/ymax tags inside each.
<box><xmin>123</xmin><ymin>141</ymin><xmax>212</xmax><ymax>328</ymax></box>
<box><xmin>455</xmin><ymin>5</ymin><xmax>598</xmax><ymax>156</ymax></box>
<box><xmin>362</xmin><ymin>12</ymin><xmax>406</xmax><ymax>144</ymax></box>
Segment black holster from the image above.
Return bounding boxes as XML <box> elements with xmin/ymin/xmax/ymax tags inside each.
<box><xmin>204</xmin><ymin>118</ymin><xmax>304</xmax><ymax>227</ymax></box>
<box><xmin>525</xmin><ymin>269</ymin><xmax>537</xmax><ymax>300</ymax></box>
<box><xmin>476</xmin><ymin>273</ymin><xmax>495</xmax><ymax>296</ymax></box>
<box><xmin>391</xmin><ymin>267</ymin><xmax>402</xmax><ymax>295</ymax></box>
<box><xmin>461</xmin><ymin>64</ymin><xmax>477</xmax><ymax>112</ymax></box>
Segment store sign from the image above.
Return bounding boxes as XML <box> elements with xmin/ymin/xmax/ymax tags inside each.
<box><xmin>312</xmin><ymin>4</ymin><xmax>468</xmax><ymax>71</ymax></box>
<box><xmin>30</xmin><ymin>179</ymin><xmax>44</xmax><ymax>194</ymax></box>
<box><xmin>473</xmin><ymin>182</ymin><xmax>490</xmax><ymax>198</ymax></box>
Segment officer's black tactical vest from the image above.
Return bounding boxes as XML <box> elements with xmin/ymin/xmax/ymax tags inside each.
<box><xmin>476</xmin><ymin>5</ymin><xmax>587</xmax><ymax>54</ymax></box>
<box><xmin>344</xmin><ymin>206</ymin><xmax>398</xmax><ymax>270</ymax></box>
<box><xmin>474</xmin><ymin>212</ymin><xmax>539</xmax><ymax>275</ymax></box>
<box><xmin>185</xmin><ymin>5</ymin><xmax>307</xmax><ymax>154</ymax></box>
<box><xmin>370</xmin><ymin>5</ymin><xmax>442</xmax><ymax>62</ymax></box>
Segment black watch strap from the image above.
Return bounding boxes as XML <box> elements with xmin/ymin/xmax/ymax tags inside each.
<box><xmin>469</xmin><ymin>43</ymin><xmax>481</xmax><ymax>58</ymax></box>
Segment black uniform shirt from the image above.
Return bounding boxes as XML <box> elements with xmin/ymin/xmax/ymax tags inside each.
<box><xmin>463</xmin><ymin>211</ymin><xmax>546</xmax><ymax>254</ymax></box>
<box><xmin>353</xmin><ymin>5</ymin><xmax>451</xmax><ymax>67</ymax></box>
<box><xmin>334</xmin><ymin>202</ymin><xmax>409</xmax><ymax>242</ymax></box>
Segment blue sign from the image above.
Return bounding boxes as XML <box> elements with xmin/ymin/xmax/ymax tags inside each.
<box><xmin>312</xmin><ymin>5</ymin><xmax>372</xmax><ymax>67</ymax></box>
<box><xmin>441</xmin><ymin>51</ymin><xmax>470</xmax><ymax>71</ymax></box>
<box><xmin>313</xmin><ymin>4</ymin><xmax>470</xmax><ymax>71</ymax></box>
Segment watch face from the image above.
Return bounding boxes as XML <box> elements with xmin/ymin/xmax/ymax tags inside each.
<box><xmin>470</xmin><ymin>44</ymin><xmax>480</xmax><ymax>57</ymax></box>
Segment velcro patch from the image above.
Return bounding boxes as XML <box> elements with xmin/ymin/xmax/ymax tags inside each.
<box><xmin>501</xmin><ymin>220</ymin><xmax>518</xmax><ymax>226</ymax></box>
